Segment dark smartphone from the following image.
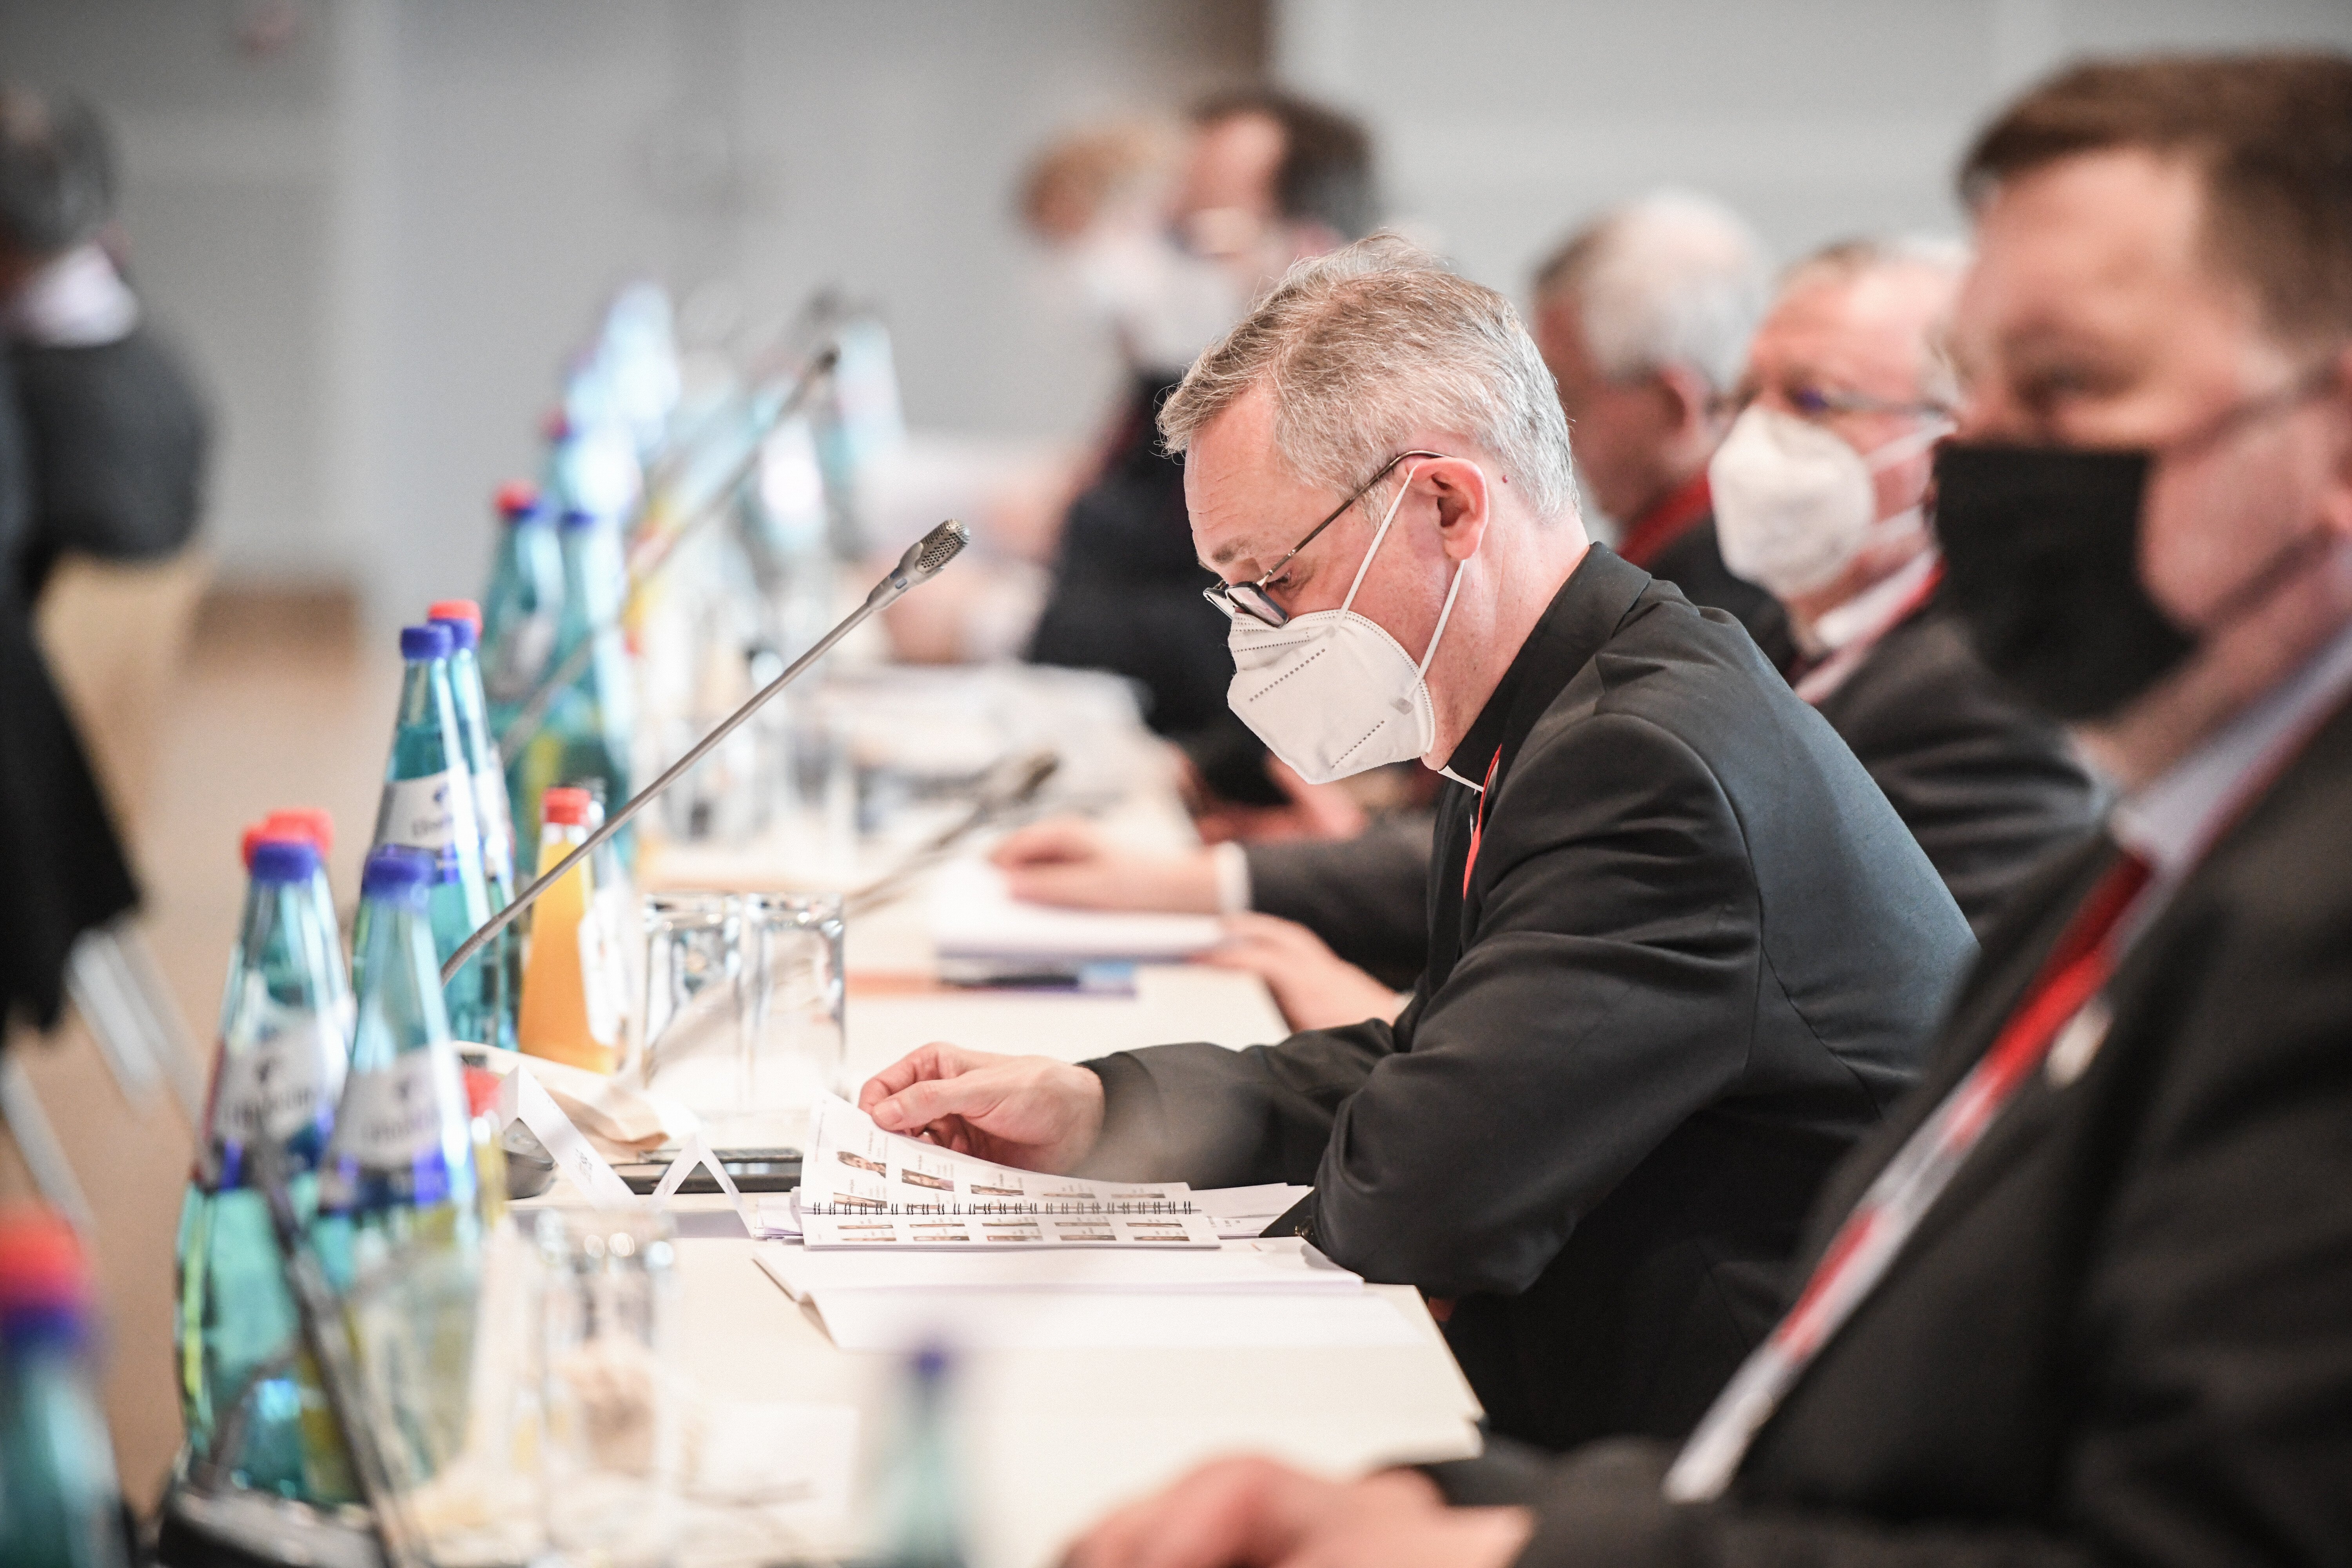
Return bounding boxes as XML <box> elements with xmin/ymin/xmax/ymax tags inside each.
<box><xmin>613</xmin><ymin>1149</ymin><xmax>803</xmax><ymax>1194</ymax></box>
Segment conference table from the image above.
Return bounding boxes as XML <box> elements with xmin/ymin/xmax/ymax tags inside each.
<box><xmin>609</xmin><ymin>671</ymin><xmax>1486</xmax><ymax>1568</ymax></box>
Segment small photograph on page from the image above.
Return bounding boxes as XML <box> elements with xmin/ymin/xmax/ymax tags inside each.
<box><xmin>984</xmin><ymin>1222</ymin><xmax>1045</xmax><ymax>1242</ymax></box>
<box><xmin>969</xmin><ymin>1178</ymin><xmax>1026</xmax><ymax>1198</ymax></box>
<box><xmin>1112</xmin><ymin>1190</ymin><xmax>1169</xmax><ymax>1201</ymax></box>
<box><xmin>1127</xmin><ymin>1222</ymin><xmax>1191</xmax><ymax>1241</ymax></box>
<box><xmin>838</xmin><ymin>1150</ymin><xmax>886</xmax><ymax>1176</ymax></box>
<box><xmin>838</xmin><ymin>1223</ymin><xmax>899</xmax><ymax>1241</ymax></box>
<box><xmin>1054</xmin><ymin>1226</ymin><xmax>1116</xmax><ymax>1242</ymax></box>
<box><xmin>829</xmin><ymin>1191</ymin><xmax>887</xmax><ymax>1210</ymax></box>
<box><xmin>900</xmin><ymin>1168</ymin><xmax>954</xmax><ymax>1192</ymax></box>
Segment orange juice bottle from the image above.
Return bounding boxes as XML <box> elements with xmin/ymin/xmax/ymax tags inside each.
<box><xmin>516</xmin><ymin>787</ymin><xmax>619</xmax><ymax>1073</ymax></box>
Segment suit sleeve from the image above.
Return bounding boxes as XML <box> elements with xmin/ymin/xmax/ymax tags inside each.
<box><xmin>1310</xmin><ymin>712</ymin><xmax>1760</xmax><ymax>1296</ymax></box>
<box><xmin>1076</xmin><ymin>1020</ymin><xmax>1399</xmax><ymax>1187</ymax></box>
<box><xmin>1242</xmin><ymin>809</ymin><xmax>1434</xmax><ymax>986</ymax></box>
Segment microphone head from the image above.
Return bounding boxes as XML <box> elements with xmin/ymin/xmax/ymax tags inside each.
<box><xmin>900</xmin><ymin>519</ymin><xmax>971</xmax><ymax>583</ymax></box>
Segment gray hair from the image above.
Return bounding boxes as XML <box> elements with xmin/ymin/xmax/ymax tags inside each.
<box><xmin>1531</xmin><ymin>190</ymin><xmax>1768</xmax><ymax>396</ymax></box>
<box><xmin>0</xmin><ymin>87</ymin><xmax>116</xmax><ymax>254</ymax></box>
<box><xmin>1159</xmin><ymin>234</ymin><xmax>1579</xmax><ymax>519</ymax></box>
<box><xmin>1779</xmin><ymin>234</ymin><xmax>1971</xmax><ymax>407</ymax></box>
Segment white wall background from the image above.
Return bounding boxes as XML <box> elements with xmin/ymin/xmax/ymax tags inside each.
<box><xmin>7</xmin><ymin>0</ymin><xmax>2352</xmax><ymax>628</ymax></box>
<box><xmin>0</xmin><ymin>0</ymin><xmax>1263</xmax><ymax>626</ymax></box>
<box><xmin>1276</xmin><ymin>0</ymin><xmax>2352</xmax><ymax>298</ymax></box>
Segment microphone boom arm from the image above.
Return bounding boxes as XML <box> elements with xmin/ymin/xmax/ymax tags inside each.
<box><xmin>442</xmin><ymin>517</ymin><xmax>971</xmax><ymax>986</ymax></box>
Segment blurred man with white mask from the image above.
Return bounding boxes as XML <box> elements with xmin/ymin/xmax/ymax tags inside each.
<box><xmin>1711</xmin><ymin>240</ymin><xmax>2099</xmax><ymax>929</ymax></box>
<box><xmin>1533</xmin><ymin>193</ymin><xmax>1793</xmax><ymax>670</ymax></box>
<box><xmin>864</xmin><ymin>238</ymin><xmax>1973</xmax><ymax>1451</ymax></box>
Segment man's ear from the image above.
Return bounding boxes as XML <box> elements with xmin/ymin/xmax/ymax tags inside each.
<box><xmin>1425</xmin><ymin>459</ymin><xmax>1492</xmax><ymax>563</ymax></box>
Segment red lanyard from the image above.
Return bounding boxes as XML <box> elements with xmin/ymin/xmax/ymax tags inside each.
<box><xmin>1665</xmin><ymin>850</ymin><xmax>2151</xmax><ymax>1501</ymax></box>
<box><xmin>1666</xmin><ymin>672</ymin><xmax>2352</xmax><ymax>1504</ymax></box>
<box><xmin>1461</xmin><ymin>748</ymin><xmax>1502</xmax><ymax>897</ymax></box>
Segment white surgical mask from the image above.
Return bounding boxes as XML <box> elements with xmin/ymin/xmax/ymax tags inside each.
<box><xmin>1224</xmin><ymin>464</ymin><xmax>1470</xmax><ymax>784</ymax></box>
<box><xmin>1061</xmin><ymin>229</ymin><xmax>1246</xmax><ymax>377</ymax></box>
<box><xmin>1709</xmin><ymin>405</ymin><xmax>1949</xmax><ymax>599</ymax></box>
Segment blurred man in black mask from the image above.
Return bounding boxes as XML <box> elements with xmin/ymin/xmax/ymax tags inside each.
<box><xmin>1056</xmin><ymin>52</ymin><xmax>2352</xmax><ymax>1568</ymax></box>
<box><xmin>1025</xmin><ymin>89</ymin><xmax>1376</xmax><ymax>769</ymax></box>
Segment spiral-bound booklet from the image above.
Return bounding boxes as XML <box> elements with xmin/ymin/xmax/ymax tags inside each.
<box><xmin>796</xmin><ymin>1093</ymin><xmax>1220</xmax><ymax>1249</ymax></box>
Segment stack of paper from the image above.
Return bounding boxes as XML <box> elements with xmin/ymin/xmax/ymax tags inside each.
<box><xmin>928</xmin><ymin>860</ymin><xmax>1224</xmax><ymax>963</ymax></box>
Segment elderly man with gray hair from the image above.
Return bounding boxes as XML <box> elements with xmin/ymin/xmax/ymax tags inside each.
<box><xmin>862</xmin><ymin>237</ymin><xmax>1973</xmax><ymax>1450</ymax></box>
<box><xmin>1532</xmin><ymin>191</ymin><xmax>1793</xmax><ymax>670</ymax></box>
<box><xmin>1710</xmin><ymin>236</ymin><xmax>2099</xmax><ymax>930</ymax></box>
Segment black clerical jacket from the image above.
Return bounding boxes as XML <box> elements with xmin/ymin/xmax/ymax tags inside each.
<box><xmin>1812</xmin><ymin>597</ymin><xmax>2100</xmax><ymax>934</ymax></box>
<box><xmin>1455</xmin><ymin>684</ymin><xmax>2352</xmax><ymax>1568</ymax></box>
<box><xmin>1080</xmin><ymin>546</ymin><xmax>1975</xmax><ymax>1449</ymax></box>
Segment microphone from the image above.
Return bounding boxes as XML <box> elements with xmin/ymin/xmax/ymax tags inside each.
<box><xmin>496</xmin><ymin>342</ymin><xmax>843</xmax><ymax>755</ymax></box>
<box><xmin>442</xmin><ymin>517</ymin><xmax>972</xmax><ymax>985</ymax></box>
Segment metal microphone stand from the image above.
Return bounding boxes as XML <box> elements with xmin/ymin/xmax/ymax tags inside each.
<box><xmin>445</xmin><ymin>517</ymin><xmax>971</xmax><ymax>987</ymax></box>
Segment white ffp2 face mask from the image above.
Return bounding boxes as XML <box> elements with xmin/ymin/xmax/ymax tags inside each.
<box><xmin>1709</xmin><ymin>405</ymin><xmax>1949</xmax><ymax>599</ymax></box>
<box><xmin>1224</xmin><ymin>464</ymin><xmax>1470</xmax><ymax>784</ymax></box>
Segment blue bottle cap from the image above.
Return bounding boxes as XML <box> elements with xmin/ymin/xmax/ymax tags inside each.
<box><xmin>430</xmin><ymin>614</ymin><xmax>479</xmax><ymax>652</ymax></box>
<box><xmin>249</xmin><ymin>838</ymin><xmax>321</xmax><ymax>885</ymax></box>
<box><xmin>360</xmin><ymin>846</ymin><xmax>433</xmax><ymax>905</ymax></box>
<box><xmin>400</xmin><ymin>623</ymin><xmax>453</xmax><ymax>661</ymax></box>
<box><xmin>557</xmin><ymin>508</ymin><xmax>598</xmax><ymax>530</ymax></box>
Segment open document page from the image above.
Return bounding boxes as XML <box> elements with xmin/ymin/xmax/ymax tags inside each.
<box><xmin>797</xmin><ymin>1093</ymin><xmax>1219</xmax><ymax>1249</ymax></box>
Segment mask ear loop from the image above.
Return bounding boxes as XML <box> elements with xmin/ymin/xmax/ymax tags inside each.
<box><xmin>1337</xmin><ymin>461</ymin><xmax>1423</xmax><ymax>615</ymax></box>
<box><xmin>1862</xmin><ymin>418</ymin><xmax>1955</xmax><ymax>475</ymax></box>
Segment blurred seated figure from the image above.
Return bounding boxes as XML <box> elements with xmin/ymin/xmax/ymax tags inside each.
<box><xmin>1025</xmin><ymin>88</ymin><xmax>1378</xmax><ymax>743</ymax></box>
<box><xmin>992</xmin><ymin>800</ymin><xmax>1429</xmax><ymax>1029</ymax></box>
<box><xmin>1531</xmin><ymin>192</ymin><xmax>1794</xmax><ymax>670</ymax></box>
<box><xmin>1</xmin><ymin>86</ymin><xmax>209</xmax><ymax>829</ymax></box>
<box><xmin>1711</xmin><ymin>236</ymin><xmax>2100</xmax><ymax>930</ymax></box>
<box><xmin>0</xmin><ymin>87</ymin><xmax>207</xmax><ymax>604</ymax></box>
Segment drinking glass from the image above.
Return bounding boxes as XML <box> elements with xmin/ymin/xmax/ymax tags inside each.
<box><xmin>736</xmin><ymin>892</ymin><xmax>847</xmax><ymax>1151</ymax></box>
<box><xmin>638</xmin><ymin>891</ymin><xmax>740</xmax><ymax>1094</ymax></box>
<box><xmin>535</xmin><ymin>1208</ymin><xmax>682</xmax><ymax>1567</ymax></box>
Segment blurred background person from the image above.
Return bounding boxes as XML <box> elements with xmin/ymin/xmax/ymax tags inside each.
<box><xmin>1024</xmin><ymin>87</ymin><xmax>1377</xmax><ymax>756</ymax></box>
<box><xmin>1531</xmin><ymin>191</ymin><xmax>1793</xmax><ymax>670</ymax></box>
<box><xmin>1710</xmin><ymin>236</ymin><xmax>2100</xmax><ymax>930</ymax></box>
<box><xmin>1</xmin><ymin>85</ymin><xmax>209</xmax><ymax>834</ymax></box>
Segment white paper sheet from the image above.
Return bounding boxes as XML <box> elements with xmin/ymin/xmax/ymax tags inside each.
<box><xmin>754</xmin><ymin>1236</ymin><xmax>1360</xmax><ymax>1299</ymax></box>
<box><xmin>1196</xmin><ymin>1183</ymin><xmax>1314</xmax><ymax>1239</ymax></box>
<box><xmin>928</xmin><ymin>859</ymin><xmax>1224</xmax><ymax>962</ymax></box>
<box><xmin>808</xmin><ymin>1287</ymin><xmax>1420</xmax><ymax>1350</ymax></box>
<box><xmin>798</xmin><ymin>1093</ymin><xmax>1211</xmax><ymax>1248</ymax></box>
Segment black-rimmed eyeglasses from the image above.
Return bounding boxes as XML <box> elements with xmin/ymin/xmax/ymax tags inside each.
<box><xmin>1201</xmin><ymin>450</ymin><xmax>1448</xmax><ymax>629</ymax></box>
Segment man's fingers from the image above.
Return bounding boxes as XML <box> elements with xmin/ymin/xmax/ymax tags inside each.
<box><xmin>869</xmin><ymin>1067</ymin><xmax>1012</xmax><ymax>1135</ymax></box>
<box><xmin>858</xmin><ymin>1042</ymin><xmax>993</xmax><ymax>1113</ymax></box>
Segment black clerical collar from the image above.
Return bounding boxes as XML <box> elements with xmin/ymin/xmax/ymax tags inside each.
<box><xmin>1440</xmin><ymin>544</ymin><xmax>1648</xmax><ymax>791</ymax></box>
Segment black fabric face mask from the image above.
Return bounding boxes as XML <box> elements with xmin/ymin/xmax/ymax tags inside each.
<box><xmin>1931</xmin><ymin>443</ymin><xmax>2196</xmax><ymax>722</ymax></box>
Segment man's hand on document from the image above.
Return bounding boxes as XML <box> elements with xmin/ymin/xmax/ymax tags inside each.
<box><xmin>860</xmin><ymin>1043</ymin><xmax>1106</xmax><ymax>1173</ymax></box>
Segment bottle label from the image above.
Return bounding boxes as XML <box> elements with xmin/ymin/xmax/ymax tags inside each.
<box><xmin>209</xmin><ymin>1010</ymin><xmax>347</xmax><ymax>1157</ymax></box>
<box><xmin>485</xmin><ymin>612</ymin><xmax>557</xmax><ymax>703</ymax></box>
<box><xmin>474</xmin><ymin>765</ymin><xmax>516</xmax><ymax>875</ymax></box>
<box><xmin>329</xmin><ymin>1053</ymin><xmax>455</xmax><ymax>1171</ymax></box>
<box><xmin>578</xmin><ymin>899</ymin><xmax>624</xmax><ymax>1047</ymax></box>
<box><xmin>377</xmin><ymin>771</ymin><xmax>468</xmax><ymax>853</ymax></box>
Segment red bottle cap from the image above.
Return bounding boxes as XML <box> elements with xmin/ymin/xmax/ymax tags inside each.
<box><xmin>462</xmin><ymin>1065</ymin><xmax>504</xmax><ymax>1121</ymax></box>
<box><xmin>241</xmin><ymin>822</ymin><xmax>310</xmax><ymax>870</ymax></box>
<box><xmin>494</xmin><ymin>481</ymin><xmax>540</xmax><ymax>520</ymax></box>
<box><xmin>541</xmin><ymin>786</ymin><xmax>593</xmax><ymax>826</ymax></box>
<box><xmin>0</xmin><ymin>1205</ymin><xmax>91</xmax><ymax>1314</ymax></box>
<box><xmin>427</xmin><ymin>599</ymin><xmax>483</xmax><ymax>634</ymax></box>
<box><xmin>262</xmin><ymin>807</ymin><xmax>334</xmax><ymax>857</ymax></box>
